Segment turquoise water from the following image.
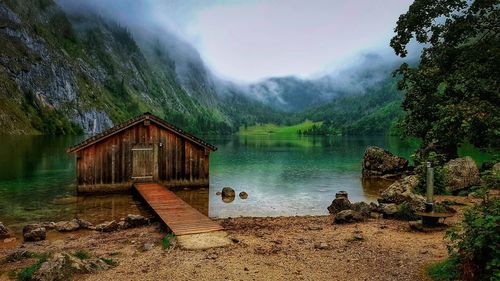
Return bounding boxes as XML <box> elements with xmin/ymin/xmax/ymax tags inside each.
<box><xmin>5</xmin><ymin>134</ymin><xmax>490</xmax><ymax>233</ymax></box>
<box><xmin>206</xmin><ymin>135</ymin><xmax>417</xmax><ymax>218</ymax></box>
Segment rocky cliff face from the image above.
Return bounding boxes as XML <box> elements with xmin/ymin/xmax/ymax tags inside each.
<box><xmin>0</xmin><ymin>0</ymin><xmax>255</xmax><ymax>135</ymax></box>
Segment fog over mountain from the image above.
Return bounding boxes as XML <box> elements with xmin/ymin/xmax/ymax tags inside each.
<box><xmin>56</xmin><ymin>0</ymin><xmax>421</xmax><ymax>113</ymax></box>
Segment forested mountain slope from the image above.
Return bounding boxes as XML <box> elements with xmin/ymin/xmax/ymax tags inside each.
<box><xmin>0</xmin><ymin>0</ymin><xmax>286</xmax><ymax>135</ymax></box>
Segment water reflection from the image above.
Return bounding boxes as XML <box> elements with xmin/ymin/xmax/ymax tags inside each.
<box><xmin>205</xmin><ymin>135</ymin><xmax>418</xmax><ymax>218</ymax></box>
<box><xmin>172</xmin><ymin>187</ymin><xmax>209</xmax><ymax>216</ymax></box>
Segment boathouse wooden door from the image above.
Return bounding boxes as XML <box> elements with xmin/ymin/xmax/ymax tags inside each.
<box><xmin>131</xmin><ymin>145</ymin><xmax>154</xmax><ymax>181</ymax></box>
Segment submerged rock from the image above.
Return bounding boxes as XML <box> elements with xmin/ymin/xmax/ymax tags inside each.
<box><xmin>362</xmin><ymin>146</ymin><xmax>408</xmax><ymax>178</ymax></box>
<box><xmin>23</xmin><ymin>224</ymin><xmax>46</xmax><ymax>242</ymax></box>
<box><xmin>0</xmin><ymin>222</ymin><xmax>10</xmax><ymax>239</ymax></box>
<box><xmin>221</xmin><ymin>187</ymin><xmax>235</xmax><ymax>198</ymax></box>
<box><xmin>379</xmin><ymin>175</ymin><xmax>425</xmax><ymax>211</ymax></box>
<box><xmin>239</xmin><ymin>191</ymin><xmax>248</xmax><ymax>199</ymax></box>
<box><xmin>444</xmin><ymin>157</ymin><xmax>480</xmax><ymax>192</ymax></box>
<box><xmin>333</xmin><ymin>210</ymin><xmax>364</xmax><ymax>224</ymax></box>
<box><xmin>327</xmin><ymin>191</ymin><xmax>352</xmax><ymax>214</ymax></box>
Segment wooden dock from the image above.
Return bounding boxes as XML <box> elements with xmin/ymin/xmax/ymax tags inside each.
<box><xmin>134</xmin><ymin>183</ymin><xmax>223</xmax><ymax>235</ymax></box>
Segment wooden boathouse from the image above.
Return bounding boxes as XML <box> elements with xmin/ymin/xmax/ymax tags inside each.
<box><xmin>67</xmin><ymin>112</ymin><xmax>217</xmax><ymax>193</ymax></box>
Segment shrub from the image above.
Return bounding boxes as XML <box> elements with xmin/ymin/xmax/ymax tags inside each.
<box><xmin>162</xmin><ymin>233</ymin><xmax>175</xmax><ymax>249</ymax></box>
<box><xmin>444</xmin><ymin>198</ymin><xmax>500</xmax><ymax>280</ymax></box>
<box><xmin>394</xmin><ymin>202</ymin><xmax>417</xmax><ymax>221</ymax></box>
<box><xmin>73</xmin><ymin>250</ymin><xmax>91</xmax><ymax>260</ymax></box>
<box><xmin>427</xmin><ymin>257</ymin><xmax>460</xmax><ymax>281</ymax></box>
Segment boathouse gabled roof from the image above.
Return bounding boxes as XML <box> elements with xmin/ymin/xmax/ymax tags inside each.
<box><xmin>67</xmin><ymin>112</ymin><xmax>217</xmax><ymax>153</ymax></box>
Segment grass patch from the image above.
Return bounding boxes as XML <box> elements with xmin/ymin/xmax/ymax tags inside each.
<box><xmin>162</xmin><ymin>233</ymin><xmax>176</xmax><ymax>249</ymax></box>
<box><xmin>16</xmin><ymin>254</ymin><xmax>47</xmax><ymax>281</ymax></box>
<box><xmin>239</xmin><ymin>120</ymin><xmax>322</xmax><ymax>136</ymax></box>
<box><xmin>427</xmin><ymin>258</ymin><xmax>460</xmax><ymax>281</ymax></box>
<box><xmin>73</xmin><ymin>250</ymin><xmax>91</xmax><ymax>260</ymax></box>
<box><xmin>101</xmin><ymin>258</ymin><xmax>117</xmax><ymax>266</ymax></box>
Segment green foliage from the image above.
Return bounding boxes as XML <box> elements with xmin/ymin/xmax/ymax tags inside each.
<box><xmin>239</xmin><ymin>121</ymin><xmax>321</xmax><ymax>136</ymax></box>
<box><xmin>394</xmin><ymin>202</ymin><xmax>418</xmax><ymax>221</ymax></box>
<box><xmin>16</xmin><ymin>254</ymin><xmax>47</xmax><ymax>281</ymax></box>
<box><xmin>101</xmin><ymin>258</ymin><xmax>117</xmax><ymax>266</ymax></box>
<box><xmin>162</xmin><ymin>233</ymin><xmax>175</xmax><ymax>249</ymax></box>
<box><xmin>414</xmin><ymin>151</ymin><xmax>448</xmax><ymax>195</ymax></box>
<box><xmin>445</xmin><ymin>198</ymin><xmax>500</xmax><ymax>280</ymax></box>
<box><xmin>73</xmin><ymin>250</ymin><xmax>91</xmax><ymax>260</ymax></box>
<box><xmin>301</xmin><ymin>77</ymin><xmax>404</xmax><ymax>135</ymax></box>
<box><xmin>299</xmin><ymin>120</ymin><xmax>340</xmax><ymax>136</ymax></box>
<box><xmin>391</xmin><ymin>0</ymin><xmax>500</xmax><ymax>161</ymax></box>
<box><xmin>427</xmin><ymin>257</ymin><xmax>461</xmax><ymax>281</ymax></box>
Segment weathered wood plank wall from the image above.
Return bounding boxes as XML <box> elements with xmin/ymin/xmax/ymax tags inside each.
<box><xmin>76</xmin><ymin>122</ymin><xmax>210</xmax><ymax>192</ymax></box>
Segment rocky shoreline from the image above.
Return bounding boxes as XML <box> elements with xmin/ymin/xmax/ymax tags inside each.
<box><xmin>1</xmin><ymin>210</ymin><xmax>465</xmax><ymax>281</ymax></box>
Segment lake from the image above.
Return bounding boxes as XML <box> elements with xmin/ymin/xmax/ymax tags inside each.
<box><xmin>0</xmin><ymin>134</ymin><xmax>422</xmax><ymax>234</ymax></box>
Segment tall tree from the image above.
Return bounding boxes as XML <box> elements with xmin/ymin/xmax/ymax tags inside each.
<box><xmin>391</xmin><ymin>0</ymin><xmax>499</xmax><ymax>161</ymax></box>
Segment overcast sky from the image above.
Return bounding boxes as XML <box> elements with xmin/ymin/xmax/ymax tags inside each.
<box><xmin>58</xmin><ymin>0</ymin><xmax>414</xmax><ymax>82</ymax></box>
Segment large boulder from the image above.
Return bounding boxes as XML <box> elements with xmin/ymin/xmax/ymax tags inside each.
<box><xmin>362</xmin><ymin>146</ymin><xmax>408</xmax><ymax>178</ymax></box>
<box><xmin>23</xmin><ymin>224</ymin><xmax>46</xmax><ymax>242</ymax></box>
<box><xmin>0</xmin><ymin>222</ymin><xmax>10</xmax><ymax>239</ymax></box>
<box><xmin>32</xmin><ymin>253</ymin><xmax>66</xmax><ymax>281</ymax></box>
<box><xmin>333</xmin><ymin>210</ymin><xmax>364</xmax><ymax>224</ymax></box>
<box><xmin>379</xmin><ymin>175</ymin><xmax>425</xmax><ymax>211</ymax></box>
<box><xmin>444</xmin><ymin>157</ymin><xmax>481</xmax><ymax>192</ymax></box>
<box><xmin>327</xmin><ymin>191</ymin><xmax>352</xmax><ymax>214</ymax></box>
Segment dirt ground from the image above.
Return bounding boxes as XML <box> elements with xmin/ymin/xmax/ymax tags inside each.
<box><xmin>0</xmin><ymin>215</ymin><xmax>452</xmax><ymax>281</ymax></box>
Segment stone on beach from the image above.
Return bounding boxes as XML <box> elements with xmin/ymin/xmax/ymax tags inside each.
<box><xmin>334</xmin><ymin>210</ymin><xmax>364</xmax><ymax>224</ymax></box>
<box><xmin>327</xmin><ymin>191</ymin><xmax>352</xmax><ymax>214</ymax></box>
<box><xmin>379</xmin><ymin>175</ymin><xmax>425</xmax><ymax>212</ymax></box>
<box><xmin>23</xmin><ymin>224</ymin><xmax>46</xmax><ymax>242</ymax></box>
<box><xmin>124</xmin><ymin>214</ymin><xmax>149</xmax><ymax>228</ymax></box>
<box><xmin>0</xmin><ymin>222</ymin><xmax>11</xmax><ymax>239</ymax></box>
<box><xmin>95</xmin><ymin>221</ymin><xmax>118</xmax><ymax>232</ymax></box>
<box><xmin>55</xmin><ymin>220</ymin><xmax>80</xmax><ymax>232</ymax></box>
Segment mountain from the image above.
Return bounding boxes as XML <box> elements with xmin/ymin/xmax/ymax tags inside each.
<box><xmin>0</xmin><ymin>0</ymin><xmax>286</xmax><ymax>135</ymax></box>
<box><xmin>0</xmin><ymin>0</ymin><xmax>407</xmax><ymax>136</ymax></box>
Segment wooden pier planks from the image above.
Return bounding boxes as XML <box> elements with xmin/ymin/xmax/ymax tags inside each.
<box><xmin>134</xmin><ymin>183</ymin><xmax>223</xmax><ymax>235</ymax></box>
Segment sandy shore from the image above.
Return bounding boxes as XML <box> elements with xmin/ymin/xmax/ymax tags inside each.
<box><xmin>0</xmin><ymin>214</ymin><xmax>453</xmax><ymax>281</ymax></box>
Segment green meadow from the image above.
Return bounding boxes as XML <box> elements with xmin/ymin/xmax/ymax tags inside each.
<box><xmin>238</xmin><ymin>120</ymin><xmax>322</xmax><ymax>136</ymax></box>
